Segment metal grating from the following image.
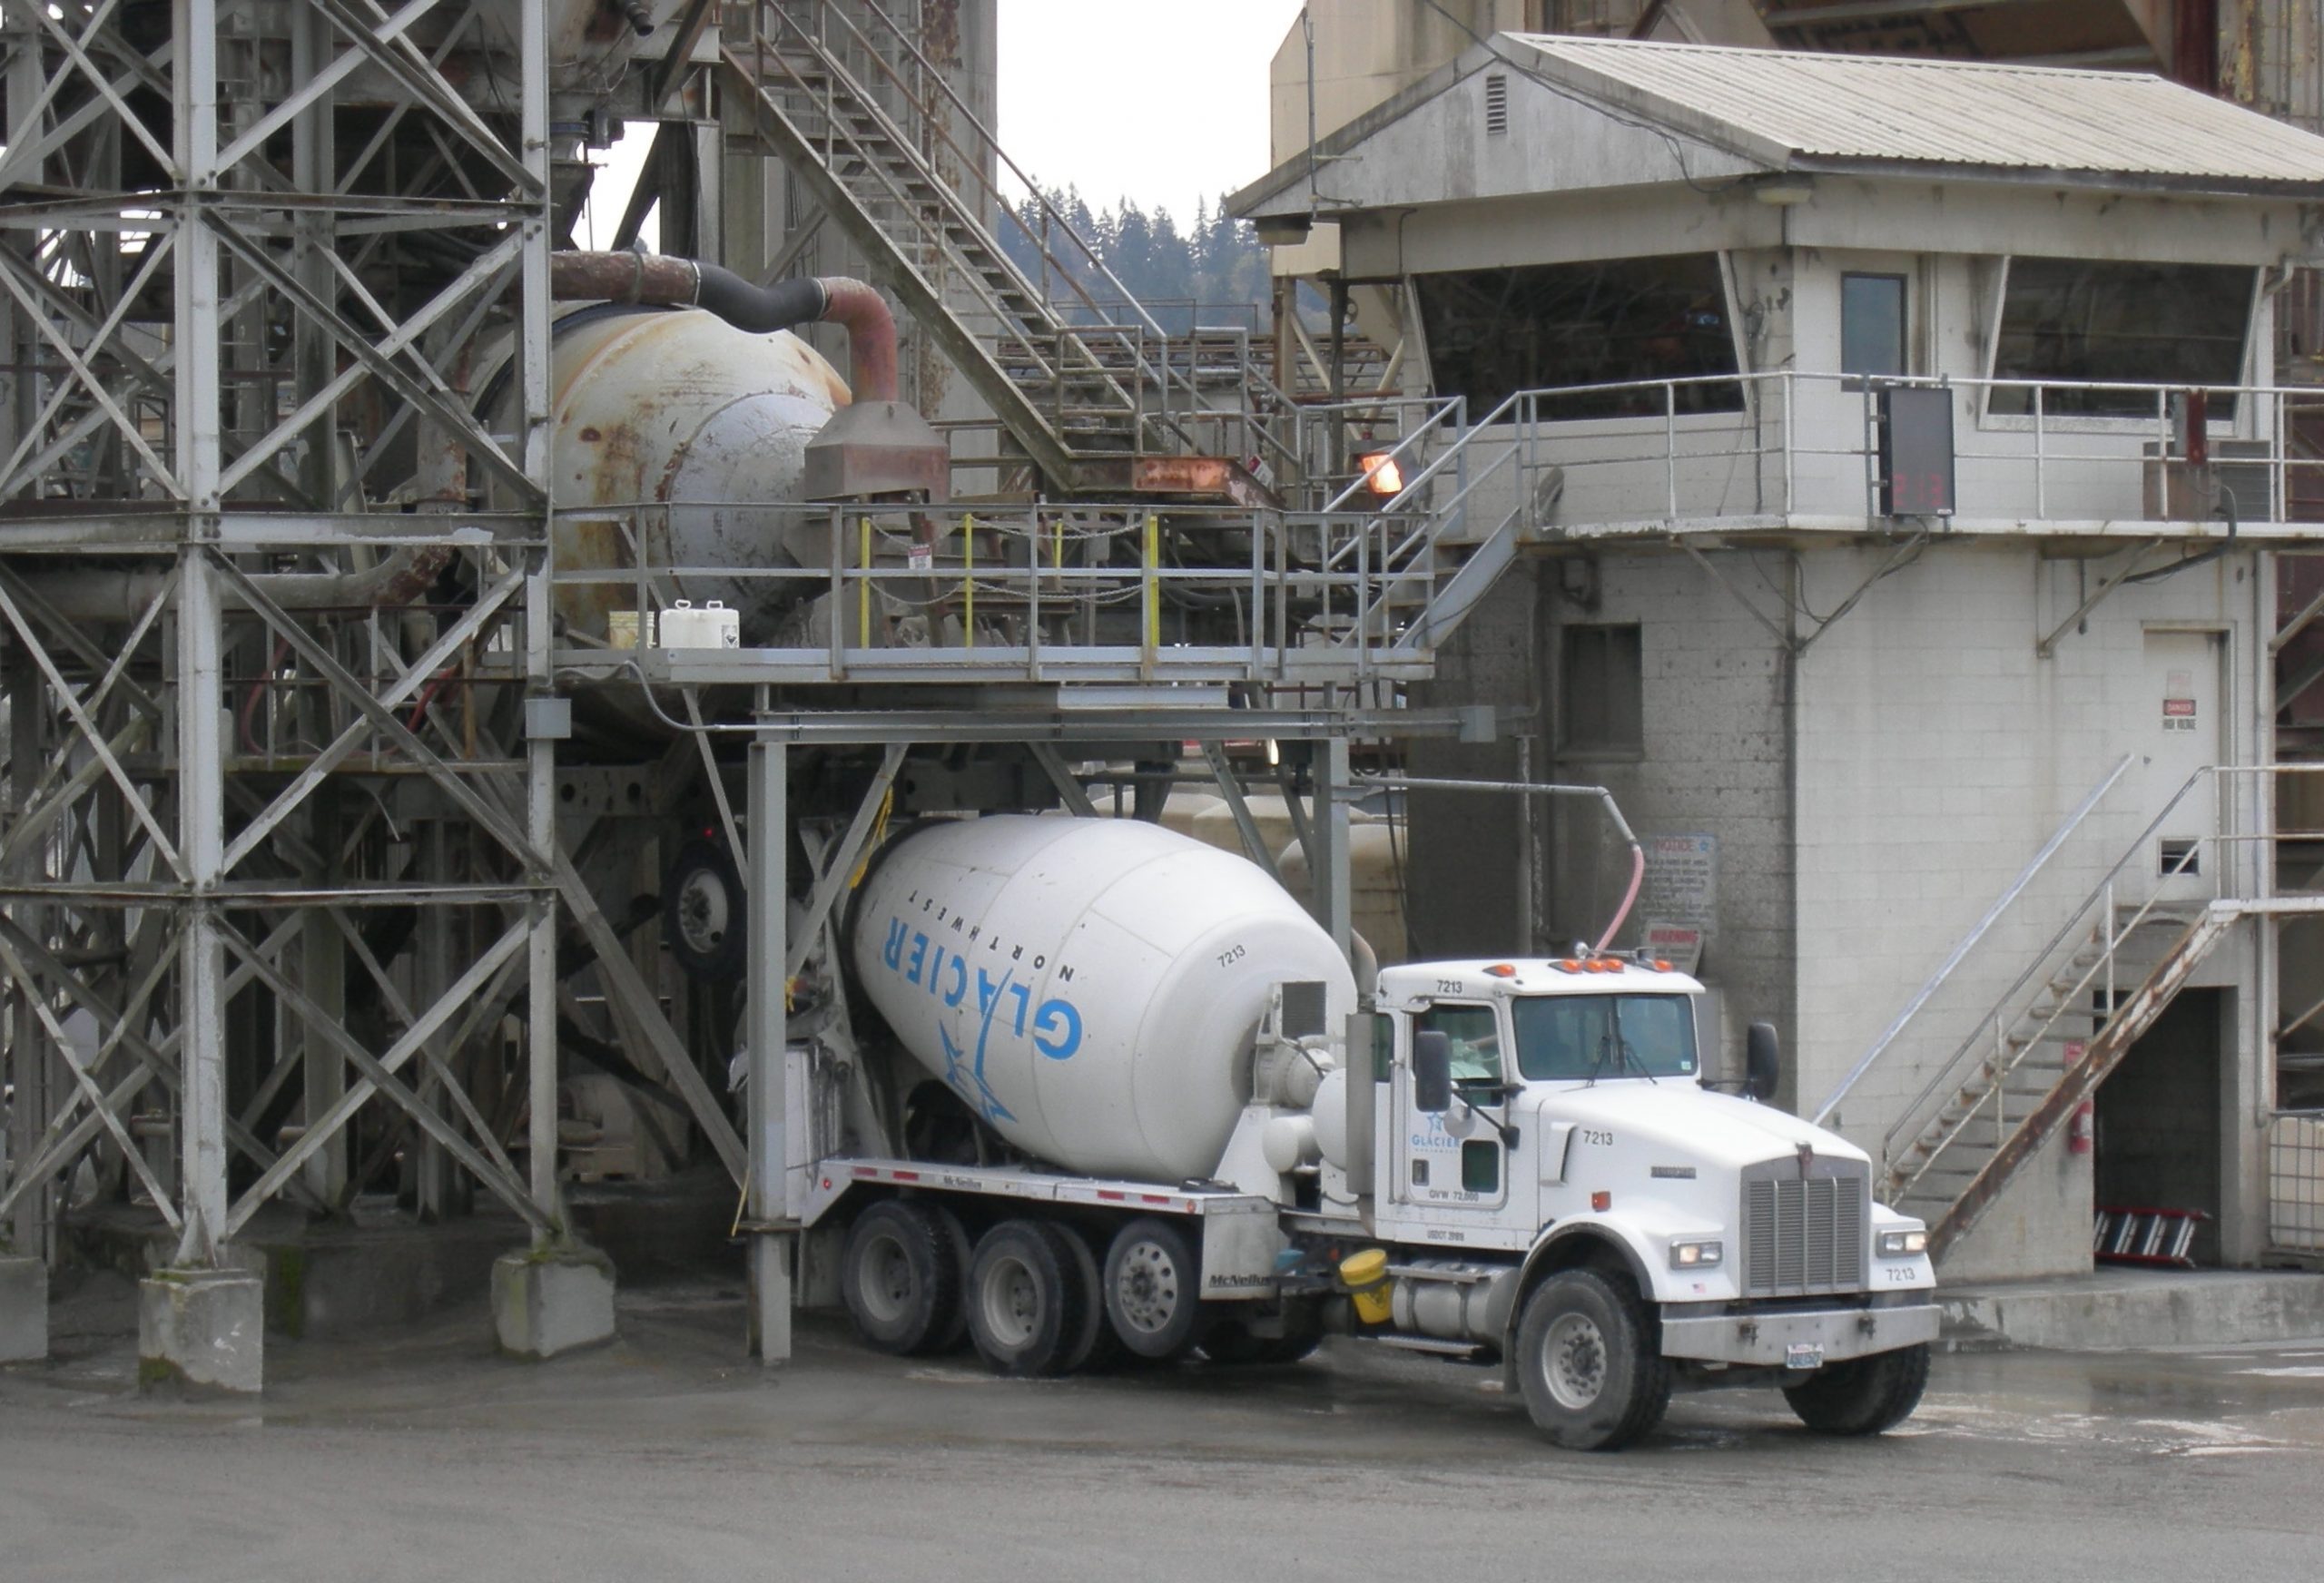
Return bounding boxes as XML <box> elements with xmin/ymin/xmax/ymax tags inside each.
<box><xmin>1740</xmin><ymin>1161</ymin><xmax>1868</xmax><ymax>1296</ymax></box>
<box><xmin>2268</xmin><ymin>1115</ymin><xmax>2324</xmax><ymax>1253</ymax></box>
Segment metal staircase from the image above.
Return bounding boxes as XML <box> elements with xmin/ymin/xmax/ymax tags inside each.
<box><xmin>1820</xmin><ymin>761</ymin><xmax>2324</xmax><ymax>1258</ymax></box>
<box><xmin>720</xmin><ymin>0</ymin><xmax>1285</xmax><ymax>498</ymax></box>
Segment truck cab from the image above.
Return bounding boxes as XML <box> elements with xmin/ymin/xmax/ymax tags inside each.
<box><xmin>1359</xmin><ymin>956</ymin><xmax>1941</xmax><ymax>1448</ymax></box>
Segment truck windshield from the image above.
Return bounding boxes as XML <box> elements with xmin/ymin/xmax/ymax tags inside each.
<box><xmin>1511</xmin><ymin>995</ymin><xmax>1698</xmax><ymax>1081</ymax></box>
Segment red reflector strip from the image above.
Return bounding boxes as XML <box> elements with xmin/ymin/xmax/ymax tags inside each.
<box><xmin>1096</xmin><ymin>1190</ymin><xmax>1127</xmax><ymax>1202</ymax></box>
<box><xmin>1140</xmin><ymin>1194</ymin><xmax>1171</xmax><ymax>1204</ymax></box>
<box><xmin>890</xmin><ymin>1170</ymin><xmax>921</xmax><ymax>1183</ymax></box>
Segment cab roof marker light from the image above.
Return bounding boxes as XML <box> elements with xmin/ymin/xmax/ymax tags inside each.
<box><xmin>1485</xmin><ymin>963</ymin><xmax>1517</xmax><ymax>978</ymax></box>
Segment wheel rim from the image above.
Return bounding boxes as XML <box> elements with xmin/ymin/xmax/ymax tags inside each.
<box><xmin>1541</xmin><ymin>1312</ymin><xmax>1609</xmax><ymax>1411</ymax></box>
<box><xmin>980</xmin><ymin>1255</ymin><xmax>1040</xmax><ymax>1349</ymax></box>
<box><xmin>675</xmin><ymin>870</ymin><xmax>730</xmax><ymax>957</ymax></box>
<box><xmin>857</xmin><ymin>1232</ymin><xmax>912</xmax><ymax>1326</ymax></box>
<box><xmin>1114</xmin><ymin>1240</ymin><xmax>1181</xmax><ymax>1336</ymax></box>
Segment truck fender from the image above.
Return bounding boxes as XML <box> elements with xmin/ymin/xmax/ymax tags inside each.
<box><xmin>1503</xmin><ymin>1218</ymin><xmax>1658</xmax><ymax>1352</ymax></box>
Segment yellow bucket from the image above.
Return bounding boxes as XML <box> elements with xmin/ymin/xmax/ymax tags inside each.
<box><xmin>1340</xmin><ymin>1248</ymin><xmax>1393</xmax><ymax>1325</ymax></box>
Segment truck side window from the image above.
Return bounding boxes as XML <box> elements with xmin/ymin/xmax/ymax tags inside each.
<box><xmin>1418</xmin><ymin>1004</ymin><xmax>1502</xmax><ymax>1085</ymax></box>
<box><xmin>1371</xmin><ymin>1012</ymin><xmax>1394</xmax><ymax>1082</ymax></box>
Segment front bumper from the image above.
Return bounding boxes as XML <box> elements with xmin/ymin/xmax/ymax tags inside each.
<box><xmin>1660</xmin><ymin>1301</ymin><xmax>1941</xmax><ymax>1367</ymax></box>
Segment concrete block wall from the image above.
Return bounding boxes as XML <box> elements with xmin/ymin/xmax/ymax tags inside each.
<box><xmin>1544</xmin><ymin>549</ymin><xmax>1797</xmax><ymax>1091</ymax></box>
<box><xmin>1791</xmin><ymin>539</ymin><xmax>2265</xmax><ymax>1277</ymax></box>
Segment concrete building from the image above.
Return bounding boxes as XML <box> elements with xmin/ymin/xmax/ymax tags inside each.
<box><xmin>1234</xmin><ymin>33</ymin><xmax>2324</xmax><ymax>1279</ymax></box>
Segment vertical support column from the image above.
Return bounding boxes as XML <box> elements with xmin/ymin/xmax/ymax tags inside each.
<box><xmin>745</xmin><ymin>734</ymin><xmax>791</xmax><ymax>1362</ymax></box>
<box><xmin>5</xmin><ymin>648</ymin><xmax>48</xmax><ymax>1263</ymax></box>
<box><xmin>1315</xmin><ymin>734</ymin><xmax>1353</xmax><ymax>965</ymax></box>
<box><xmin>414</xmin><ymin>818</ymin><xmax>455</xmax><ymax>1220</ymax></box>
<box><xmin>297</xmin><ymin>794</ymin><xmax>347</xmax><ymax>1204</ymax></box>
<box><xmin>172</xmin><ymin>0</ymin><xmax>228</xmax><ymax>1269</ymax></box>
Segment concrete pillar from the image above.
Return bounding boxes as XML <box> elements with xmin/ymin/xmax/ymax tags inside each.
<box><xmin>0</xmin><ymin>1255</ymin><xmax>46</xmax><ymax>1363</ymax></box>
<box><xmin>491</xmin><ymin>1247</ymin><xmax>615</xmax><ymax>1359</ymax></box>
<box><xmin>745</xmin><ymin>737</ymin><xmax>792</xmax><ymax>1362</ymax></box>
<box><xmin>138</xmin><ymin>1267</ymin><xmax>262</xmax><ymax>1394</ymax></box>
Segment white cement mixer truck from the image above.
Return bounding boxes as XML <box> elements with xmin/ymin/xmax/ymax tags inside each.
<box><xmin>771</xmin><ymin>813</ymin><xmax>1937</xmax><ymax>1450</ymax></box>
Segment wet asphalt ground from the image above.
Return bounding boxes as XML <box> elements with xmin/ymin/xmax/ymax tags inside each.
<box><xmin>3</xmin><ymin>1273</ymin><xmax>2321</xmax><ymax>1582</ymax></box>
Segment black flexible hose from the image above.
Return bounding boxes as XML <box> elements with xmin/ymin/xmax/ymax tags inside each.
<box><xmin>693</xmin><ymin>264</ymin><xmax>828</xmax><ymax>335</ymax></box>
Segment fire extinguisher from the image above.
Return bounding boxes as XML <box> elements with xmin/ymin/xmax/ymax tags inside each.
<box><xmin>2068</xmin><ymin>1099</ymin><xmax>2095</xmax><ymax>1155</ymax></box>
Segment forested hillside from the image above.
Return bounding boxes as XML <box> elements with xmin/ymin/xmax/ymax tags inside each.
<box><xmin>996</xmin><ymin>188</ymin><xmax>1272</xmax><ymax>333</ymax></box>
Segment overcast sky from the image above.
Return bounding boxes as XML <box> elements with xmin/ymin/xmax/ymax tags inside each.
<box><xmin>582</xmin><ymin>3</ymin><xmax>1306</xmax><ymax>249</ymax></box>
<box><xmin>995</xmin><ymin>0</ymin><xmax>1308</xmax><ymax>221</ymax></box>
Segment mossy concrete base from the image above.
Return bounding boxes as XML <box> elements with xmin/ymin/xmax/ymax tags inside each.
<box><xmin>491</xmin><ymin>1247</ymin><xmax>615</xmax><ymax>1360</ymax></box>
<box><xmin>138</xmin><ymin>1267</ymin><xmax>263</xmax><ymax>1395</ymax></box>
<box><xmin>0</xmin><ymin>1256</ymin><xmax>46</xmax><ymax>1363</ymax></box>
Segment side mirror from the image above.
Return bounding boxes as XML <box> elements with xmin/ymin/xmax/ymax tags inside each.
<box><xmin>1413</xmin><ymin>1029</ymin><xmax>1452</xmax><ymax>1114</ymax></box>
<box><xmin>1744</xmin><ymin>1022</ymin><xmax>1781</xmax><ymax>1104</ymax></box>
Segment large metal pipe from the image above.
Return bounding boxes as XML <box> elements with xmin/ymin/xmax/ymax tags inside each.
<box><xmin>547</xmin><ymin>251</ymin><xmax>900</xmax><ymax>401</ymax></box>
<box><xmin>23</xmin><ymin>553</ymin><xmax>455</xmax><ymax>623</ymax></box>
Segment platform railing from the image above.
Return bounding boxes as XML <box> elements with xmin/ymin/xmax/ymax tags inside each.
<box><xmin>1331</xmin><ymin>369</ymin><xmax>2324</xmax><ymax>538</ymax></box>
<box><xmin>546</xmin><ymin>498</ymin><xmax>1447</xmax><ymax>685</ymax></box>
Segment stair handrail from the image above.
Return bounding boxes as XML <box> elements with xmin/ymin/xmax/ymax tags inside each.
<box><xmin>1881</xmin><ymin>762</ymin><xmax>2221</xmax><ymax>1171</ymax></box>
<box><xmin>781</xmin><ymin>0</ymin><xmax>1285</xmax><ymax>464</ymax></box>
<box><xmin>740</xmin><ymin>15</ymin><xmax>1209</xmax><ymax>457</ymax></box>
<box><xmin>1811</xmin><ymin>751</ymin><xmax>2137</xmax><ymax>1126</ymax></box>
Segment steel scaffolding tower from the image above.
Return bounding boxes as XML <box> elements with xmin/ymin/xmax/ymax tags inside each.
<box><xmin>0</xmin><ymin>0</ymin><xmax>568</xmax><ymax>1380</ymax></box>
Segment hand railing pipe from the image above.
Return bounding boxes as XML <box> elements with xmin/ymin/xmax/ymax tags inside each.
<box><xmin>1812</xmin><ymin>751</ymin><xmax>2137</xmax><ymax>1125</ymax></box>
<box><xmin>1884</xmin><ymin>762</ymin><xmax>2220</xmax><ymax>1158</ymax></box>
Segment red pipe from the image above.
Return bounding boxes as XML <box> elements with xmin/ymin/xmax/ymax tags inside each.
<box><xmin>812</xmin><ymin>276</ymin><xmax>901</xmax><ymax>403</ymax></box>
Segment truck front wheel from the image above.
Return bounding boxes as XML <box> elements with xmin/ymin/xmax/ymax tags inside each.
<box><xmin>1782</xmin><ymin>1342</ymin><xmax>1930</xmax><ymax>1435</ymax></box>
<box><xmin>841</xmin><ymin>1200</ymin><xmax>969</xmax><ymax>1356</ymax></box>
<box><xmin>1513</xmin><ymin>1270</ymin><xmax>1673</xmax><ymax>1450</ymax></box>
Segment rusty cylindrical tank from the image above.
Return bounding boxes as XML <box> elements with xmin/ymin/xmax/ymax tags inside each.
<box><xmin>532</xmin><ymin>308</ymin><xmax>852</xmax><ymax>644</ymax></box>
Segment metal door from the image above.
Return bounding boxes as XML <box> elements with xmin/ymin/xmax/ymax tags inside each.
<box><xmin>2141</xmin><ymin>630</ymin><xmax>2222</xmax><ymax>901</ymax></box>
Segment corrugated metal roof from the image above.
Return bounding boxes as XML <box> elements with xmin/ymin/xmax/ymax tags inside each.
<box><xmin>1509</xmin><ymin>35</ymin><xmax>2324</xmax><ymax>187</ymax></box>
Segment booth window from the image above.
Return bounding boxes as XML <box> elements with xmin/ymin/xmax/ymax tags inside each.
<box><xmin>1415</xmin><ymin>254</ymin><xmax>1743</xmax><ymax>418</ymax></box>
<box><xmin>1842</xmin><ymin>273</ymin><xmax>1906</xmax><ymax>379</ymax></box>
<box><xmin>1989</xmin><ymin>260</ymin><xmax>2253</xmax><ymax>417</ymax></box>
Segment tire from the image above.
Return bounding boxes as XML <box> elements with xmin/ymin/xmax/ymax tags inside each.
<box><xmin>842</xmin><ymin>1200</ymin><xmax>967</xmax><ymax>1356</ymax></box>
<box><xmin>1059</xmin><ymin>1225</ymin><xmax>1126</xmax><ymax>1373</ymax></box>
<box><xmin>966</xmin><ymin>1220</ymin><xmax>1088</xmax><ymax>1378</ymax></box>
<box><xmin>1102</xmin><ymin>1216</ymin><xmax>1207</xmax><ymax>1361</ymax></box>
<box><xmin>664</xmin><ymin>836</ymin><xmax>745</xmax><ymax>982</ymax></box>
<box><xmin>1201</xmin><ymin>1305</ymin><xmax>1324</xmax><ymax>1366</ymax></box>
<box><xmin>1783</xmin><ymin>1342</ymin><xmax>1931</xmax><ymax>1436</ymax></box>
<box><xmin>1512</xmin><ymin>1269</ymin><xmax>1673</xmax><ymax>1451</ymax></box>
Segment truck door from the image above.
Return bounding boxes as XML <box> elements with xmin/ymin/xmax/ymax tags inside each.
<box><xmin>1393</xmin><ymin>1001</ymin><xmax>1511</xmax><ymax>1214</ymax></box>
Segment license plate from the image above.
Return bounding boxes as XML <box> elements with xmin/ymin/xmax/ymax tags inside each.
<box><xmin>1785</xmin><ymin>1342</ymin><xmax>1825</xmax><ymax>1371</ymax></box>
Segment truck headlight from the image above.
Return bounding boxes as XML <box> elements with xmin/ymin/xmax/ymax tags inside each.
<box><xmin>1668</xmin><ymin>1239</ymin><xmax>1722</xmax><ymax>1269</ymax></box>
<box><xmin>1877</xmin><ymin>1228</ymin><xmax>1928</xmax><ymax>1258</ymax></box>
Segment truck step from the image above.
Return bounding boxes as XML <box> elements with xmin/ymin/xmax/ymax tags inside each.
<box><xmin>1366</xmin><ymin>1334</ymin><xmax>1487</xmax><ymax>1360</ymax></box>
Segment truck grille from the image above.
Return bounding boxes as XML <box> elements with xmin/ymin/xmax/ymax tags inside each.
<box><xmin>1740</xmin><ymin>1160</ymin><xmax>1868</xmax><ymax>1296</ymax></box>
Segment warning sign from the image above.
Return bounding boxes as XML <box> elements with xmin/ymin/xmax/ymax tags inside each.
<box><xmin>1642</xmin><ymin>919</ymin><xmax>1704</xmax><ymax>974</ymax></box>
<box><xmin>2162</xmin><ymin>670</ymin><xmax>2198</xmax><ymax>732</ymax></box>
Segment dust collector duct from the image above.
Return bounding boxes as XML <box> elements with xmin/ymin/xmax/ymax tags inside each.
<box><xmin>547</xmin><ymin>251</ymin><xmax>900</xmax><ymax>401</ymax></box>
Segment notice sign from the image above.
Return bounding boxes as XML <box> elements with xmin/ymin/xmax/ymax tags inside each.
<box><xmin>2162</xmin><ymin>669</ymin><xmax>2198</xmax><ymax>733</ymax></box>
<box><xmin>1642</xmin><ymin>919</ymin><xmax>1704</xmax><ymax>974</ymax></box>
<box><xmin>1640</xmin><ymin>834</ymin><xmax>1718</xmax><ymax>931</ymax></box>
<box><xmin>907</xmin><ymin>543</ymin><xmax>934</xmax><ymax>573</ymax></box>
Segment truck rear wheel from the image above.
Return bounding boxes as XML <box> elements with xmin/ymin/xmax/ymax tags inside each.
<box><xmin>1513</xmin><ymin>1270</ymin><xmax>1673</xmax><ymax>1450</ymax></box>
<box><xmin>1782</xmin><ymin>1342</ymin><xmax>1930</xmax><ymax>1435</ymax></box>
<box><xmin>966</xmin><ymin>1220</ymin><xmax>1088</xmax><ymax>1378</ymax></box>
<box><xmin>1102</xmin><ymin>1216</ymin><xmax>1206</xmax><ymax>1361</ymax></box>
<box><xmin>842</xmin><ymin>1200</ymin><xmax>968</xmax><ymax>1356</ymax></box>
<box><xmin>1059</xmin><ymin>1225</ymin><xmax>1126</xmax><ymax>1373</ymax></box>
